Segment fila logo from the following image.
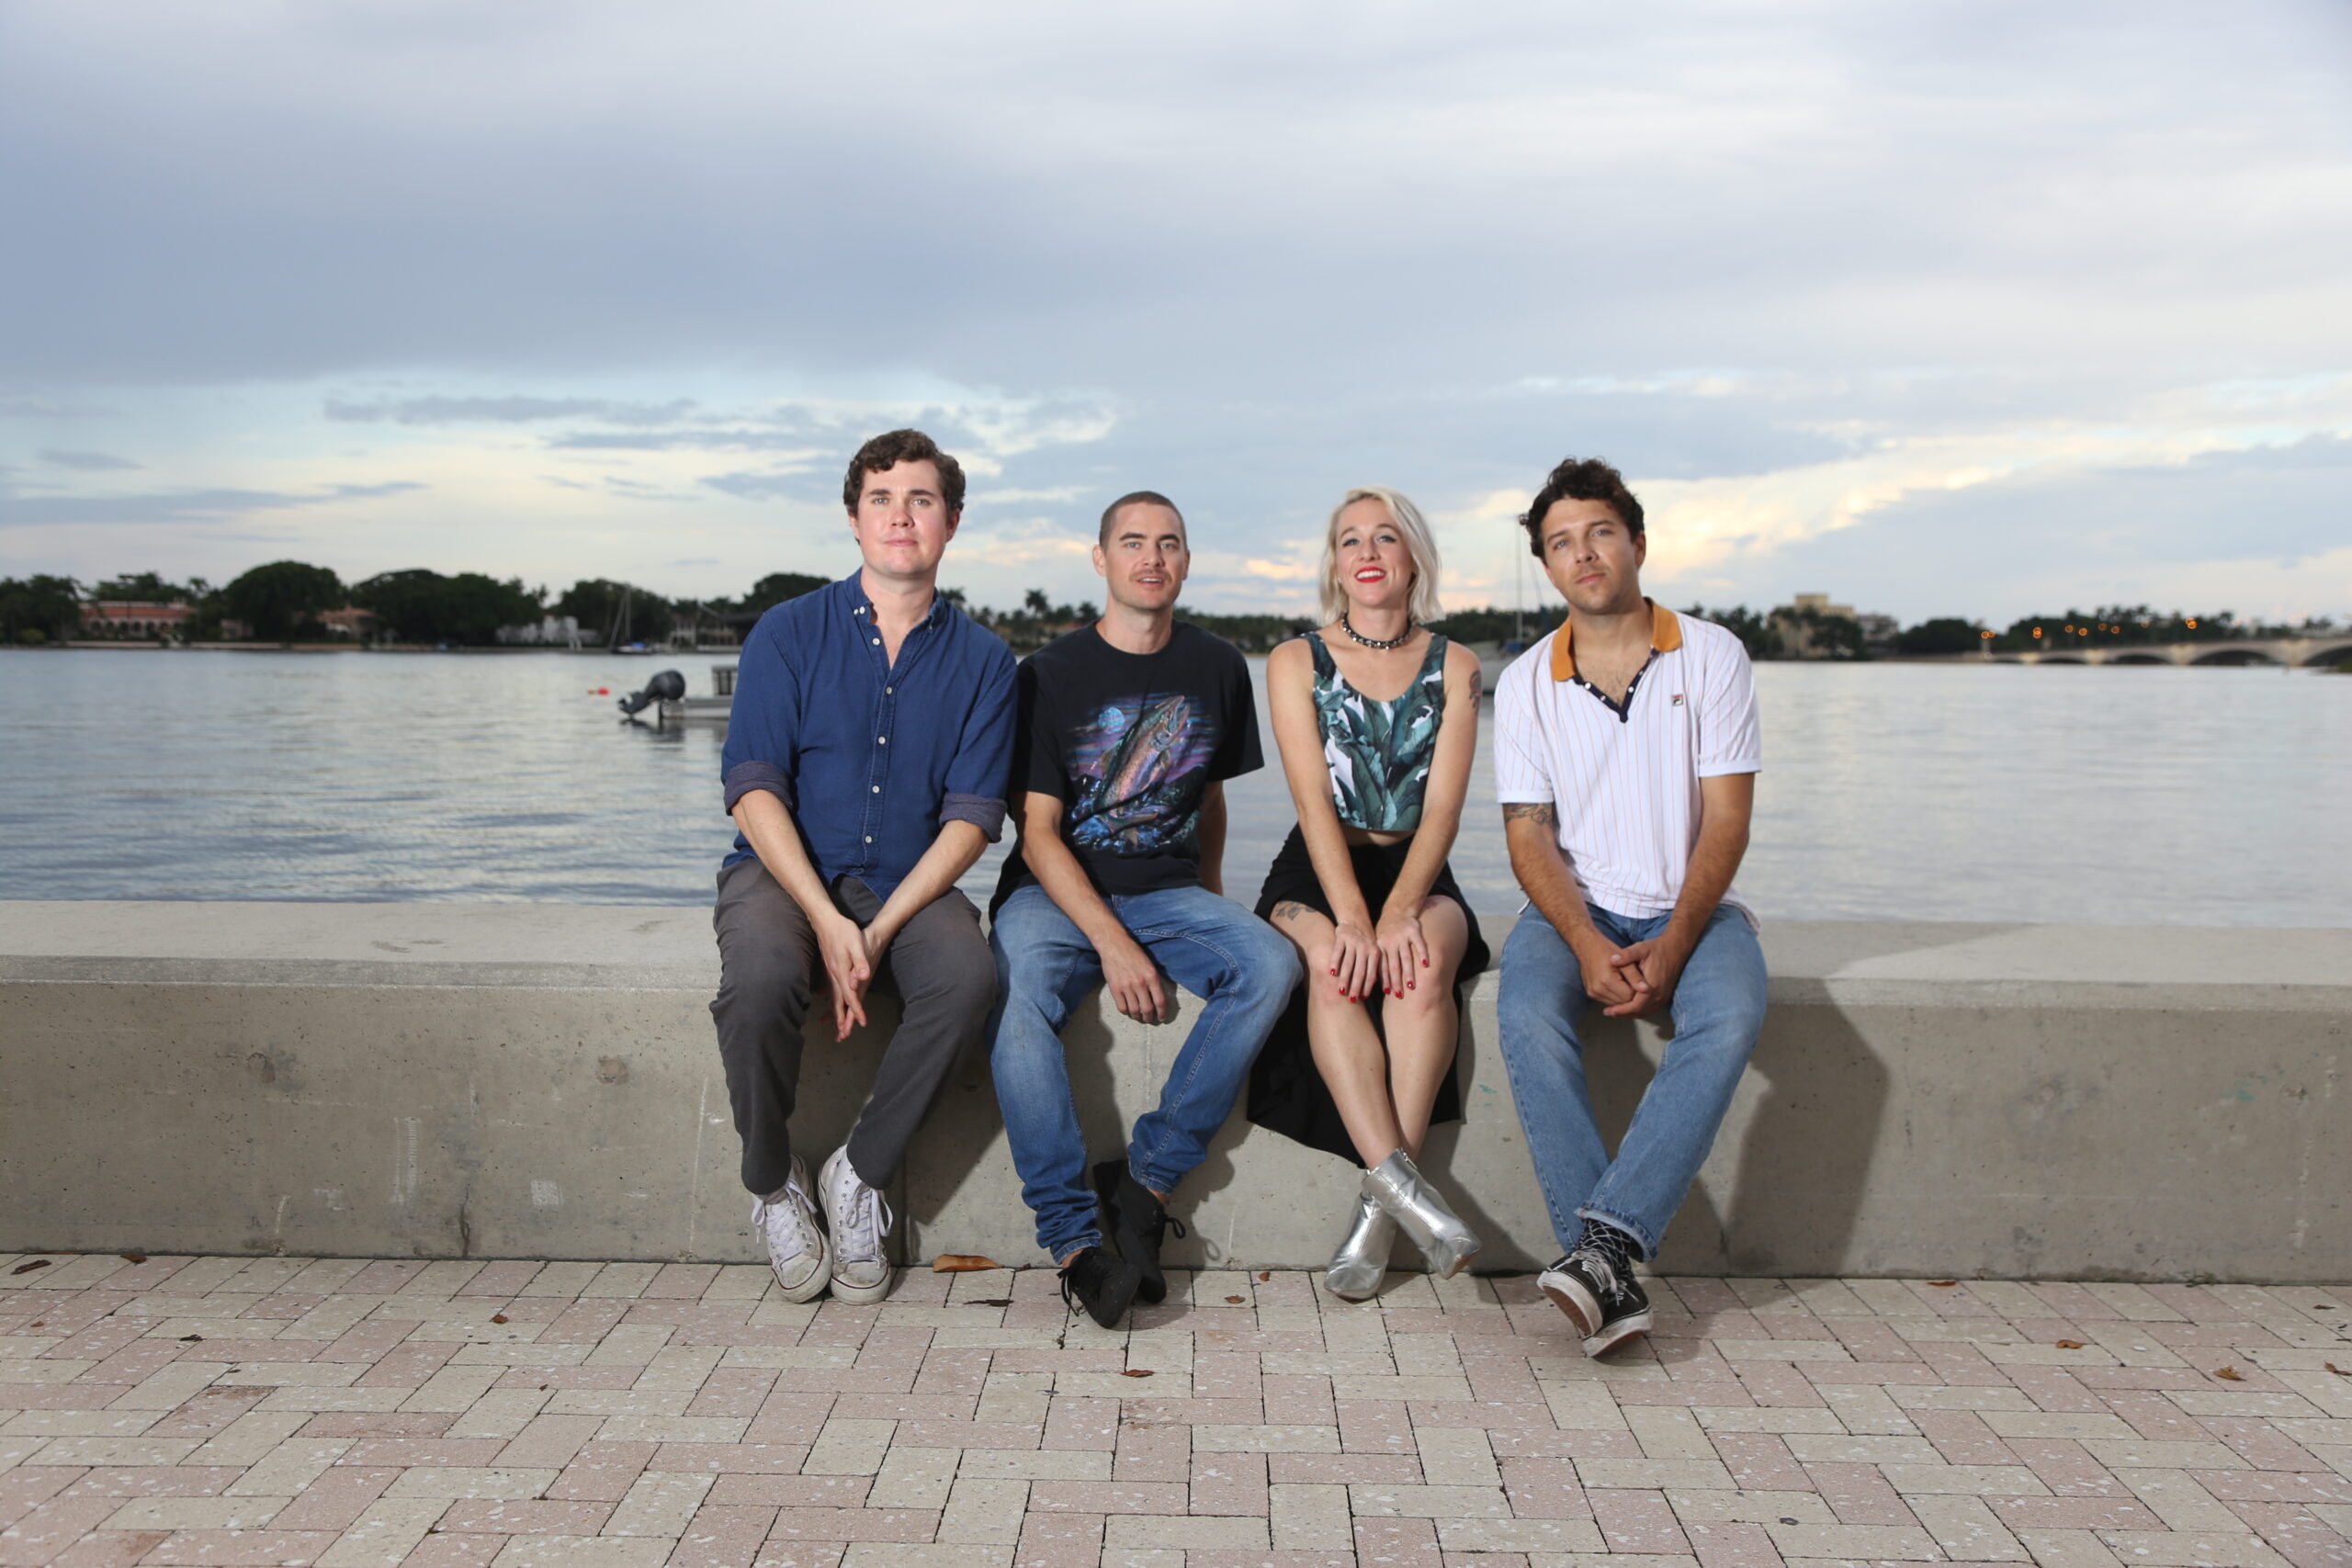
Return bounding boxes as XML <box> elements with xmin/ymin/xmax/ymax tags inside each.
<box><xmin>1670</xmin><ymin>693</ymin><xmax>1686</xmax><ymax>706</ymax></box>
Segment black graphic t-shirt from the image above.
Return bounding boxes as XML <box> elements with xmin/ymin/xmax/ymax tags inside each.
<box><xmin>994</xmin><ymin>622</ymin><xmax>1262</xmax><ymax>909</ymax></box>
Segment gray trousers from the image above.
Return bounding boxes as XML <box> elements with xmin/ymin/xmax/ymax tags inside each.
<box><xmin>710</xmin><ymin>857</ymin><xmax>997</xmax><ymax>1197</ymax></box>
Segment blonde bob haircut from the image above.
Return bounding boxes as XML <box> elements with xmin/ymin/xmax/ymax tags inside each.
<box><xmin>1319</xmin><ymin>484</ymin><xmax>1443</xmax><ymax>627</ymax></box>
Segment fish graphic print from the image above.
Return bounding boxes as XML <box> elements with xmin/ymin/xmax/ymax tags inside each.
<box><xmin>1066</xmin><ymin>693</ymin><xmax>1220</xmax><ymax>857</ymax></box>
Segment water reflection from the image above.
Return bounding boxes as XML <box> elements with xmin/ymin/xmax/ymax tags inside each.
<box><xmin>0</xmin><ymin>649</ymin><xmax>2345</xmax><ymax>926</ymax></box>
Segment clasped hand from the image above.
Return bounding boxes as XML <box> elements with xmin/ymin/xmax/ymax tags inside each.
<box><xmin>819</xmin><ymin>911</ymin><xmax>888</xmax><ymax>1042</ymax></box>
<box><xmin>1578</xmin><ymin>932</ymin><xmax>1688</xmax><ymax>1019</ymax></box>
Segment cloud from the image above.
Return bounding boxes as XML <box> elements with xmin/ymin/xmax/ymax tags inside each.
<box><xmin>700</xmin><ymin>468</ymin><xmax>831</xmax><ymax>503</ymax></box>
<box><xmin>0</xmin><ymin>479</ymin><xmax>424</xmax><ymax>529</ymax></box>
<box><xmin>549</xmin><ymin>429</ymin><xmax>822</xmax><ymax>453</ymax></box>
<box><xmin>1697</xmin><ymin>434</ymin><xmax>2352</xmax><ymax>620</ymax></box>
<box><xmin>40</xmin><ymin>447</ymin><xmax>141</xmax><ymax>471</ymax></box>
<box><xmin>0</xmin><ymin>396</ymin><xmax>109</xmax><ymax>418</ymax></box>
<box><xmin>600</xmin><ymin>475</ymin><xmax>700</xmax><ymax>503</ymax></box>
<box><xmin>324</xmin><ymin>396</ymin><xmax>695</xmax><ymax>425</ymax></box>
<box><xmin>3</xmin><ymin>2</ymin><xmax>2349</xmax><ymax>616</ymax></box>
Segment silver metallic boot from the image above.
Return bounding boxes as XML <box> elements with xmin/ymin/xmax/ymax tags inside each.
<box><xmin>1362</xmin><ymin>1149</ymin><xmax>1480</xmax><ymax>1279</ymax></box>
<box><xmin>1325</xmin><ymin>1192</ymin><xmax>1398</xmax><ymax>1301</ymax></box>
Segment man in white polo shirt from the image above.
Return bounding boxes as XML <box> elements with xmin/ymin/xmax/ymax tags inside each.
<box><xmin>1493</xmin><ymin>455</ymin><xmax>1765</xmax><ymax>1358</ymax></box>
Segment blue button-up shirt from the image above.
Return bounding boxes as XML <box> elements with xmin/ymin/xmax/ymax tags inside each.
<box><xmin>721</xmin><ymin>572</ymin><xmax>1017</xmax><ymax>897</ymax></box>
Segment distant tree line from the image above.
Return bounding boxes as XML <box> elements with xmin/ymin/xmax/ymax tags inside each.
<box><xmin>1432</xmin><ymin>603</ymin><xmax>2343</xmax><ymax>662</ymax></box>
<box><xmin>14</xmin><ymin>563</ymin><xmax>2346</xmax><ymax>658</ymax></box>
<box><xmin>1982</xmin><ymin>605</ymin><xmax>2340</xmax><ymax>654</ymax></box>
<box><xmin>13</xmin><ymin>561</ymin><xmax>830</xmax><ymax>648</ymax></box>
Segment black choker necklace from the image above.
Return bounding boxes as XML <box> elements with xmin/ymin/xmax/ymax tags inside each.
<box><xmin>1340</xmin><ymin>611</ymin><xmax>1413</xmax><ymax>650</ymax></box>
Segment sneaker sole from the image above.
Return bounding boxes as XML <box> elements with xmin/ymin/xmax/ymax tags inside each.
<box><xmin>755</xmin><ymin>1188</ymin><xmax>831</xmax><ymax>1304</ymax></box>
<box><xmin>771</xmin><ymin>1258</ymin><xmax>831</xmax><ymax>1303</ymax></box>
<box><xmin>1580</xmin><ymin>1306</ymin><xmax>1654</xmax><ymax>1359</ymax></box>
<box><xmin>827</xmin><ymin>1269</ymin><xmax>892</xmax><ymax>1305</ymax></box>
<box><xmin>1540</xmin><ymin>1274</ymin><xmax>1601</xmax><ymax>1337</ymax></box>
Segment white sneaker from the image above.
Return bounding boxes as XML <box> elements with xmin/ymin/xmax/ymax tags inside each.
<box><xmin>818</xmin><ymin>1146</ymin><xmax>895</xmax><ymax>1304</ymax></box>
<box><xmin>752</xmin><ymin>1156</ymin><xmax>829</xmax><ymax>1303</ymax></box>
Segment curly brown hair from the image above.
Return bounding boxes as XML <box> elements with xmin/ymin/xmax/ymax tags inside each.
<box><xmin>842</xmin><ymin>429</ymin><xmax>967</xmax><ymax>514</ymax></box>
<box><xmin>1521</xmin><ymin>456</ymin><xmax>1643</xmax><ymax>558</ymax></box>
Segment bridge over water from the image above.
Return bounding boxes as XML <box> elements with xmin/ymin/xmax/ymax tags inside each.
<box><xmin>1905</xmin><ymin>635</ymin><xmax>2352</xmax><ymax>668</ymax></box>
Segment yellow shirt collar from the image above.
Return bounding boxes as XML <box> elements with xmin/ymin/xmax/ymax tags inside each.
<box><xmin>1551</xmin><ymin>598</ymin><xmax>1682</xmax><ymax>682</ymax></box>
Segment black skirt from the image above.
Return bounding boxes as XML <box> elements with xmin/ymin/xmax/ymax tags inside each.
<box><xmin>1246</xmin><ymin>824</ymin><xmax>1492</xmax><ymax>1166</ymax></box>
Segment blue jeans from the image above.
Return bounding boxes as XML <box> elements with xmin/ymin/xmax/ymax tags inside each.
<box><xmin>1496</xmin><ymin>903</ymin><xmax>1768</xmax><ymax>1260</ymax></box>
<box><xmin>988</xmin><ymin>883</ymin><xmax>1303</xmax><ymax>1261</ymax></box>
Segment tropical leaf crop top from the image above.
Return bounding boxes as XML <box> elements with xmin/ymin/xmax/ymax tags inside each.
<box><xmin>1308</xmin><ymin>629</ymin><xmax>1448</xmax><ymax>831</ymax></box>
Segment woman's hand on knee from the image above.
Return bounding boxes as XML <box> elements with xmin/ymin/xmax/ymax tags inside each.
<box><xmin>1375</xmin><ymin>908</ymin><xmax>1428</xmax><ymax>998</ymax></box>
<box><xmin>1326</xmin><ymin>918</ymin><xmax>1380</xmax><ymax>1003</ymax></box>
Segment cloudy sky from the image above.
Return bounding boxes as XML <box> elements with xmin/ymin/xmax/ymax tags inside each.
<box><xmin>4</xmin><ymin>0</ymin><xmax>2349</xmax><ymax>626</ymax></box>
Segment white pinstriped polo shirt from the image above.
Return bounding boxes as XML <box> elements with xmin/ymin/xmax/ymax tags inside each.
<box><xmin>1494</xmin><ymin>601</ymin><xmax>1762</xmax><ymax>927</ymax></box>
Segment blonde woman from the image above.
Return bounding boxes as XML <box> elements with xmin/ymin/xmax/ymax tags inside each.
<box><xmin>1249</xmin><ymin>485</ymin><xmax>1490</xmax><ymax>1297</ymax></box>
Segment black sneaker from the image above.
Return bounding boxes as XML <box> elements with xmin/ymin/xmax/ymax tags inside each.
<box><xmin>1538</xmin><ymin>1247</ymin><xmax>1654</xmax><ymax>1357</ymax></box>
<box><xmin>1057</xmin><ymin>1246</ymin><xmax>1142</xmax><ymax>1329</ymax></box>
<box><xmin>1093</xmin><ymin>1160</ymin><xmax>1185</xmax><ymax>1305</ymax></box>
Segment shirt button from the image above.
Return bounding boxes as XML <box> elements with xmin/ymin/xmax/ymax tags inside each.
<box><xmin>871</xmin><ymin>637</ymin><xmax>880</xmax><ymax>646</ymax></box>
<box><xmin>877</xmin><ymin>736</ymin><xmax>888</xmax><ymax>745</ymax></box>
<box><xmin>885</xmin><ymin>686</ymin><xmax>893</xmax><ymax>694</ymax></box>
<box><xmin>871</xmin><ymin>785</ymin><xmax>880</xmax><ymax>794</ymax></box>
<box><xmin>864</xmin><ymin>835</ymin><xmax>873</xmax><ymax>843</ymax></box>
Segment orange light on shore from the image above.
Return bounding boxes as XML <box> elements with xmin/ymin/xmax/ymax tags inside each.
<box><xmin>1980</xmin><ymin>630</ymin><xmax>1993</xmax><ymax>639</ymax></box>
<box><xmin>2187</xmin><ymin>618</ymin><xmax>2199</xmax><ymax>629</ymax></box>
<box><xmin>2032</xmin><ymin>627</ymin><xmax>2044</xmax><ymax>638</ymax></box>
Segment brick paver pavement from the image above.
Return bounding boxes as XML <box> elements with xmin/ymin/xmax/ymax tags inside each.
<box><xmin>5</xmin><ymin>1252</ymin><xmax>2348</xmax><ymax>1567</ymax></box>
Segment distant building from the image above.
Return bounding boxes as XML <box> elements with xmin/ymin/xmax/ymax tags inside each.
<box><xmin>80</xmin><ymin>600</ymin><xmax>191</xmax><ymax>638</ymax></box>
<box><xmin>319</xmin><ymin>606</ymin><xmax>380</xmax><ymax>640</ymax></box>
<box><xmin>1771</xmin><ymin>592</ymin><xmax>1864</xmax><ymax>660</ymax></box>
<box><xmin>496</xmin><ymin>615</ymin><xmax>583</xmax><ymax>648</ymax></box>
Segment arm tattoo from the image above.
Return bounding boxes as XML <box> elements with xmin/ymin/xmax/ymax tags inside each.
<box><xmin>1468</xmin><ymin>666</ymin><xmax>1485</xmax><ymax>705</ymax></box>
<box><xmin>1503</xmin><ymin>802</ymin><xmax>1557</xmax><ymax>828</ymax></box>
<box><xmin>1269</xmin><ymin>899</ymin><xmax>1314</xmax><ymax>922</ymax></box>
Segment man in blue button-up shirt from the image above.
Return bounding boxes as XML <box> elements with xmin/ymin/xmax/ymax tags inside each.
<box><xmin>713</xmin><ymin>428</ymin><xmax>1016</xmax><ymax>1305</ymax></box>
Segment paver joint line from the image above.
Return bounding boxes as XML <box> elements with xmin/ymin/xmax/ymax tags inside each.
<box><xmin>0</xmin><ymin>1258</ymin><xmax>2346</xmax><ymax>1568</ymax></box>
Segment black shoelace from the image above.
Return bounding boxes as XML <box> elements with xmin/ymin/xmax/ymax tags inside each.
<box><xmin>1572</xmin><ymin>1222</ymin><xmax>1642</xmax><ymax>1302</ymax></box>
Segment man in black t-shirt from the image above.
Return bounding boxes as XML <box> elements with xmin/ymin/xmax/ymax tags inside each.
<box><xmin>988</xmin><ymin>491</ymin><xmax>1302</xmax><ymax>1326</ymax></box>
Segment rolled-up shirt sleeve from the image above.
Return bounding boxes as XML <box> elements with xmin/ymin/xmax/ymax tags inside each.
<box><xmin>939</xmin><ymin>641</ymin><xmax>1018</xmax><ymax>841</ymax></box>
<box><xmin>1695</xmin><ymin>634</ymin><xmax>1762</xmax><ymax>778</ymax></box>
<box><xmin>720</xmin><ymin>616</ymin><xmax>800</xmax><ymax>814</ymax></box>
<box><xmin>1493</xmin><ymin>660</ymin><xmax>1555</xmax><ymax>804</ymax></box>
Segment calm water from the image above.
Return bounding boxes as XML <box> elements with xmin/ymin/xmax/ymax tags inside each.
<box><xmin>2</xmin><ymin>649</ymin><xmax>2346</xmax><ymax>927</ymax></box>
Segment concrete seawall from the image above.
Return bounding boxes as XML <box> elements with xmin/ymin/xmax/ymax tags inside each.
<box><xmin>3</xmin><ymin>901</ymin><xmax>2345</xmax><ymax>1281</ymax></box>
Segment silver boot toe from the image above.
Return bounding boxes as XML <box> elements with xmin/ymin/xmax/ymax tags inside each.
<box><xmin>1325</xmin><ymin>1192</ymin><xmax>1397</xmax><ymax>1301</ymax></box>
<box><xmin>1362</xmin><ymin>1149</ymin><xmax>1481</xmax><ymax>1279</ymax></box>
